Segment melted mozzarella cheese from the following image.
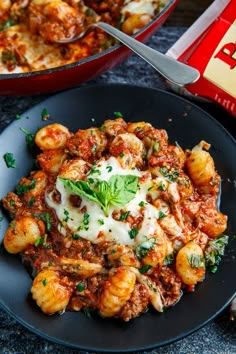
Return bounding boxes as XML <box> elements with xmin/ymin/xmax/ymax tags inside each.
<box><xmin>121</xmin><ymin>0</ymin><xmax>159</xmax><ymax>16</ymax></box>
<box><xmin>46</xmin><ymin>156</ymin><xmax>170</xmax><ymax>248</ymax></box>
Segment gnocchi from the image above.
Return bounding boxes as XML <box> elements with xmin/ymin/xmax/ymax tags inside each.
<box><xmin>2</xmin><ymin>116</ymin><xmax>229</xmax><ymax>322</ymax></box>
<box><xmin>31</xmin><ymin>269</ymin><xmax>73</xmax><ymax>314</ymax></box>
<box><xmin>99</xmin><ymin>266</ymin><xmax>136</xmax><ymax>318</ymax></box>
<box><xmin>0</xmin><ymin>0</ymin><xmax>164</xmax><ymax>73</ymax></box>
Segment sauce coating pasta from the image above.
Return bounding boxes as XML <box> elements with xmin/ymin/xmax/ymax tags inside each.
<box><xmin>0</xmin><ymin>0</ymin><xmax>165</xmax><ymax>73</ymax></box>
<box><xmin>2</xmin><ymin>115</ymin><xmax>229</xmax><ymax>321</ymax></box>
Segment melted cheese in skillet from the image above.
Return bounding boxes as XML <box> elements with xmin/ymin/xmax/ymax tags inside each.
<box><xmin>46</xmin><ymin>156</ymin><xmax>170</xmax><ymax>247</ymax></box>
<box><xmin>121</xmin><ymin>0</ymin><xmax>159</xmax><ymax>16</ymax></box>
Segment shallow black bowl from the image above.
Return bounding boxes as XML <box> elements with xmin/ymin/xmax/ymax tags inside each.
<box><xmin>0</xmin><ymin>84</ymin><xmax>235</xmax><ymax>352</ymax></box>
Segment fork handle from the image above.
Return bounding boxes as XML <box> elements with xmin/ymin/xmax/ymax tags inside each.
<box><xmin>95</xmin><ymin>22</ymin><xmax>200</xmax><ymax>87</ymax></box>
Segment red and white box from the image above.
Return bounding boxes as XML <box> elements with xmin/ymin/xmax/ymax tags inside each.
<box><xmin>166</xmin><ymin>0</ymin><xmax>236</xmax><ymax>117</ymax></box>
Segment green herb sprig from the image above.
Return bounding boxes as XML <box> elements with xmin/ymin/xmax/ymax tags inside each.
<box><xmin>59</xmin><ymin>174</ymin><xmax>139</xmax><ymax>217</ymax></box>
<box><xmin>205</xmin><ymin>234</ymin><xmax>229</xmax><ymax>273</ymax></box>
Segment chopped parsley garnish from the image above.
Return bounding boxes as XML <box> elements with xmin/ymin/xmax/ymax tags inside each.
<box><xmin>1</xmin><ymin>50</ymin><xmax>16</xmax><ymax>65</ymax></box>
<box><xmin>135</xmin><ymin>237</ymin><xmax>157</xmax><ymax>259</ymax></box>
<box><xmin>139</xmin><ymin>201</ymin><xmax>145</xmax><ymax>207</ymax></box>
<box><xmin>78</xmin><ymin>213</ymin><xmax>90</xmax><ymax>231</ymax></box>
<box><xmin>60</xmin><ymin>174</ymin><xmax>139</xmax><ymax>217</ymax></box>
<box><xmin>72</xmin><ymin>233</ymin><xmax>80</xmax><ymax>240</ymax></box>
<box><xmin>34</xmin><ymin>235</ymin><xmax>47</xmax><ymax>247</ymax></box>
<box><xmin>3</xmin><ymin>152</ymin><xmax>16</xmax><ymax>168</ymax></box>
<box><xmin>139</xmin><ymin>264</ymin><xmax>152</xmax><ymax>274</ymax></box>
<box><xmin>119</xmin><ymin>211</ymin><xmax>130</xmax><ymax>221</ymax></box>
<box><xmin>15</xmin><ymin>114</ymin><xmax>21</xmax><ymax>120</ymax></box>
<box><xmin>83</xmin><ymin>212</ymin><xmax>90</xmax><ymax>225</ymax></box>
<box><xmin>98</xmin><ymin>219</ymin><xmax>104</xmax><ymax>225</ymax></box>
<box><xmin>187</xmin><ymin>254</ymin><xmax>205</xmax><ymax>268</ymax></box>
<box><xmin>114</xmin><ymin>111</ymin><xmax>123</xmax><ymax>118</ymax></box>
<box><xmin>32</xmin><ymin>212</ymin><xmax>51</xmax><ymax>231</ymax></box>
<box><xmin>16</xmin><ymin>179</ymin><xmax>36</xmax><ymax>195</ymax></box>
<box><xmin>158</xmin><ymin>211</ymin><xmax>166</xmax><ymax>219</ymax></box>
<box><xmin>91</xmin><ymin>143</ymin><xmax>97</xmax><ymax>153</ymax></box>
<box><xmin>77</xmin><ymin>283</ymin><xmax>85</xmax><ymax>292</ymax></box>
<box><xmin>119</xmin><ymin>151</ymin><xmax>125</xmax><ymax>157</ymax></box>
<box><xmin>106</xmin><ymin>165</ymin><xmax>112</xmax><ymax>173</ymax></box>
<box><xmin>160</xmin><ymin>166</ymin><xmax>179</xmax><ymax>183</ymax></box>
<box><xmin>158</xmin><ymin>182</ymin><xmax>166</xmax><ymax>191</ymax></box>
<box><xmin>128</xmin><ymin>227</ymin><xmax>138</xmax><ymax>239</ymax></box>
<box><xmin>153</xmin><ymin>141</ymin><xmax>159</xmax><ymax>152</ymax></box>
<box><xmin>42</xmin><ymin>279</ymin><xmax>47</xmax><ymax>286</ymax></box>
<box><xmin>19</xmin><ymin>128</ymin><xmax>36</xmax><ymax>150</ymax></box>
<box><xmin>41</xmin><ymin>108</ymin><xmax>50</xmax><ymax>121</ymax></box>
<box><xmin>28</xmin><ymin>197</ymin><xmax>35</xmax><ymax>207</ymax></box>
<box><xmin>63</xmin><ymin>209</ymin><xmax>70</xmax><ymax>222</ymax></box>
<box><xmin>89</xmin><ymin>167</ymin><xmax>101</xmax><ymax>175</ymax></box>
<box><xmin>164</xmin><ymin>253</ymin><xmax>175</xmax><ymax>265</ymax></box>
<box><xmin>205</xmin><ymin>235</ymin><xmax>229</xmax><ymax>273</ymax></box>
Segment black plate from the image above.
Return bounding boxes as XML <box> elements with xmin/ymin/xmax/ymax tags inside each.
<box><xmin>0</xmin><ymin>84</ymin><xmax>236</xmax><ymax>352</ymax></box>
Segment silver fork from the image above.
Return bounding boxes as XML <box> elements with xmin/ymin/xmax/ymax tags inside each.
<box><xmin>57</xmin><ymin>21</ymin><xmax>200</xmax><ymax>87</ymax></box>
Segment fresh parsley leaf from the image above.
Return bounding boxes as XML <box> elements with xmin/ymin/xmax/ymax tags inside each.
<box><xmin>114</xmin><ymin>111</ymin><xmax>123</xmax><ymax>118</ymax></box>
<box><xmin>164</xmin><ymin>253</ymin><xmax>175</xmax><ymax>265</ymax></box>
<box><xmin>158</xmin><ymin>211</ymin><xmax>166</xmax><ymax>219</ymax></box>
<box><xmin>205</xmin><ymin>235</ymin><xmax>229</xmax><ymax>273</ymax></box>
<box><xmin>139</xmin><ymin>264</ymin><xmax>152</xmax><ymax>274</ymax></box>
<box><xmin>41</xmin><ymin>108</ymin><xmax>50</xmax><ymax>120</ymax></box>
<box><xmin>20</xmin><ymin>128</ymin><xmax>35</xmax><ymax>150</ymax></box>
<box><xmin>187</xmin><ymin>254</ymin><xmax>205</xmax><ymax>268</ymax></box>
<box><xmin>16</xmin><ymin>179</ymin><xmax>36</xmax><ymax>195</ymax></box>
<box><xmin>42</xmin><ymin>279</ymin><xmax>47</xmax><ymax>286</ymax></box>
<box><xmin>3</xmin><ymin>152</ymin><xmax>16</xmax><ymax>168</ymax></box>
<box><xmin>32</xmin><ymin>212</ymin><xmax>51</xmax><ymax>231</ymax></box>
<box><xmin>119</xmin><ymin>211</ymin><xmax>130</xmax><ymax>221</ymax></box>
<box><xmin>77</xmin><ymin>283</ymin><xmax>85</xmax><ymax>292</ymax></box>
<box><xmin>128</xmin><ymin>227</ymin><xmax>138</xmax><ymax>239</ymax></box>
<box><xmin>160</xmin><ymin>166</ymin><xmax>179</xmax><ymax>183</ymax></box>
<box><xmin>153</xmin><ymin>141</ymin><xmax>159</xmax><ymax>152</ymax></box>
<box><xmin>34</xmin><ymin>234</ymin><xmax>47</xmax><ymax>247</ymax></box>
<box><xmin>1</xmin><ymin>50</ymin><xmax>16</xmax><ymax>64</ymax></box>
<box><xmin>106</xmin><ymin>165</ymin><xmax>112</xmax><ymax>173</ymax></box>
<box><xmin>135</xmin><ymin>237</ymin><xmax>157</xmax><ymax>259</ymax></box>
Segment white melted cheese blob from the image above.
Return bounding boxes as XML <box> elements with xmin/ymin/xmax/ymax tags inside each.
<box><xmin>121</xmin><ymin>0</ymin><xmax>159</xmax><ymax>16</ymax></box>
<box><xmin>46</xmin><ymin>156</ymin><xmax>169</xmax><ymax>248</ymax></box>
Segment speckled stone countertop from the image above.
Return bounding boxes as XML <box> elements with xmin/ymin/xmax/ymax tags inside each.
<box><xmin>0</xmin><ymin>26</ymin><xmax>236</xmax><ymax>354</ymax></box>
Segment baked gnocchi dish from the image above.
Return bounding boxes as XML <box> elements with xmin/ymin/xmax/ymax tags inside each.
<box><xmin>2</xmin><ymin>115</ymin><xmax>229</xmax><ymax>321</ymax></box>
<box><xmin>0</xmin><ymin>0</ymin><xmax>166</xmax><ymax>73</ymax></box>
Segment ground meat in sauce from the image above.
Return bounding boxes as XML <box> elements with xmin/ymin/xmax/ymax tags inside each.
<box><xmin>119</xmin><ymin>283</ymin><xmax>149</xmax><ymax>321</ymax></box>
<box><xmin>154</xmin><ymin>266</ymin><xmax>182</xmax><ymax>308</ymax></box>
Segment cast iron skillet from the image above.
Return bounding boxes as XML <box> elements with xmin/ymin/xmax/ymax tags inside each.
<box><xmin>0</xmin><ymin>0</ymin><xmax>178</xmax><ymax>95</ymax></box>
<box><xmin>0</xmin><ymin>84</ymin><xmax>235</xmax><ymax>352</ymax></box>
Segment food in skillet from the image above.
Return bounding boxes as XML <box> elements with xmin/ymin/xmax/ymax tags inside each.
<box><xmin>0</xmin><ymin>0</ymin><xmax>165</xmax><ymax>73</ymax></box>
<box><xmin>2</xmin><ymin>116</ymin><xmax>229</xmax><ymax>321</ymax></box>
